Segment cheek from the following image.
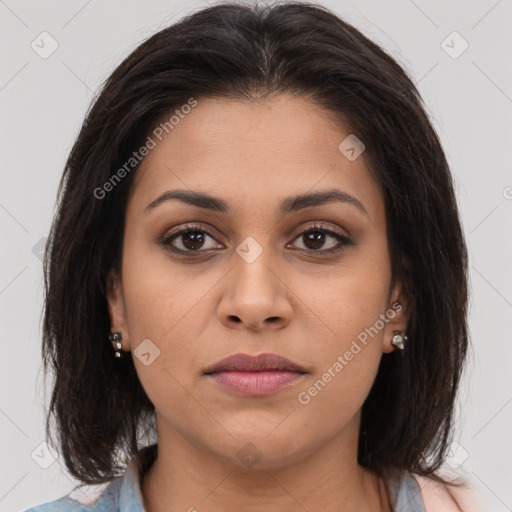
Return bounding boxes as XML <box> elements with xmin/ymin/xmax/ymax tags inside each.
<box><xmin>120</xmin><ymin>242</ymin><xmax>213</xmax><ymax>390</ymax></box>
<box><xmin>121</xmin><ymin>237</ymin><xmax>195</xmax><ymax>340</ymax></box>
<box><xmin>295</xmin><ymin>316</ymin><xmax>384</xmax><ymax>431</ymax></box>
<box><xmin>295</xmin><ymin>358</ymin><xmax>377</xmax><ymax>440</ymax></box>
<box><xmin>300</xmin><ymin>254</ymin><xmax>390</xmax><ymax>345</ymax></box>
<box><xmin>294</xmin><ymin>254</ymin><xmax>390</xmax><ymax>404</ymax></box>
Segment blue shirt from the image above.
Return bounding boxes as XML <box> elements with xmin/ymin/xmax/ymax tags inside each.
<box><xmin>23</xmin><ymin>445</ymin><xmax>426</xmax><ymax>511</ymax></box>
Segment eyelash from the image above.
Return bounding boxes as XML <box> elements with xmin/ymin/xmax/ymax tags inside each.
<box><xmin>159</xmin><ymin>222</ymin><xmax>352</xmax><ymax>257</ymax></box>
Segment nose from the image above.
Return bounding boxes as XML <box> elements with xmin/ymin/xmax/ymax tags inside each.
<box><xmin>217</xmin><ymin>250</ymin><xmax>293</xmax><ymax>332</ymax></box>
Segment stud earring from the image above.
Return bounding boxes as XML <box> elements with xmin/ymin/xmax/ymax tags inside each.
<box><xmin>391</xmin><ymin>330</ymin><xmax>407</xmax><ymax>350</ymax></box>
<box><xmin>109</xmin><ymin>332</ymin><xmax>123</xmax><ymax>358</ymax></box>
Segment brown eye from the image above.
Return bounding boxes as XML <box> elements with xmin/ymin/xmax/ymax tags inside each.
<box><xmin>179</xmin><ymin>230</ymin><xmax>207</xmax><ymax>250</ymax></box>
<box><xmin>302</xmin><ymin>230</ymin><xmax>328</xmax><ymax>250</ymax></box>
<box><xmin>290</xmin><ymin>226</ymin><xmax>352</xmax><ymax>254</ymax></box>
<box><xmin>160</xmin><ymin>225</ymin><xmax>222</xmax><ymax>255</ymax></box>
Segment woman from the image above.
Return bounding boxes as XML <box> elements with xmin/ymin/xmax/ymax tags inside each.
<box><xmin>25</xmin><ymin>1</ymin><xmax>483</xmax><ymax>510</ymax></box>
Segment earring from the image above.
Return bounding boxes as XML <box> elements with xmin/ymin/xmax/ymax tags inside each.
<box><xmin>391</xmin><ymin>330</ymin><xmax>407</xmax><ymax>350</ymax></box>
<box><xmin>109</xmin><ymin>332</ymin><xmax>123</xmax><ymax>358</ymax></box>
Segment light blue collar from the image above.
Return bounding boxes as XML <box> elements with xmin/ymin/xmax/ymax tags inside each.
<box><xmin>388</xmin><ymin>472</ymin><xmax>427</xmax><ymax>512</ymax></box>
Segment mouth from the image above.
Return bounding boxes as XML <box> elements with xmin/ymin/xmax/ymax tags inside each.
<box><xmin>203</xmin><ymin>352</ymin><xmax>307</xmax><ymax>397</ymax></box>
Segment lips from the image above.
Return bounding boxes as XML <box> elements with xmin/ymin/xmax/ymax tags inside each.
<box><xmin>203</xmin><ymin>352</ymin><xmax>307</xmax><ymax>374</ymax></box>
<box><xmin>204</xmin><ymin>353</ymin><xmax>307</xmax><ymax>397</ymax></box>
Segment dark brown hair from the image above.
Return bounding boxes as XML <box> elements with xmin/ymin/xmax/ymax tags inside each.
<box><xmin>41</xmin><ymin>0</ymin><xmax>469</xmax><ymax>486</ymax></box>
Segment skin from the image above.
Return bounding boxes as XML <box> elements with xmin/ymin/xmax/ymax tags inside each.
<box><xmin>107</xmin><ymin>93</ymin><xmax>410</xmax><ymax>512</ymax></box>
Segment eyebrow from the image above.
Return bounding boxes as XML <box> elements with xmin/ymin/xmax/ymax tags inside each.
<box><xmin>144</xmin><ymin>188</ymin><xmax>368</xmax><ymax>217</ymax></box>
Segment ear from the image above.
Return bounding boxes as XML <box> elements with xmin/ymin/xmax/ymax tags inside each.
<box><xmin>106</xmin><ymin>268</ymin><xmax>131</xmax><ymax>352</ymax></box>
<box><xmin>382</xmin><ymin>277</ymin><xmax>410</xmax><ymax>354</ymax></box>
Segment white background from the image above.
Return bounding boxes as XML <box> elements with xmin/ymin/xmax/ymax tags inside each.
<box><xmin>1</xmin><ymin>0</ymin><xmax>511</xmax><ymax>511</ymax></box>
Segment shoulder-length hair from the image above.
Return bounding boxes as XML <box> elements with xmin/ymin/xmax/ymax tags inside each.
<box><xmin>42</xmin><ymin>0</ymin><xmax>469</xmax><ymax>485</ymax></box>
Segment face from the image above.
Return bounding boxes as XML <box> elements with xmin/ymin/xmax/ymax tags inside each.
<box><xmin>107</xmin><ymin>94</ymin><xmax>409</xmax><ymax>470</ymax></box>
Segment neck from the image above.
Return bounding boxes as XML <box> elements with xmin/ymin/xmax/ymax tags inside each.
<box><xmin>141</xmin><ymin>416</ymin><xmax>392</xmax><ymax>512</ymax></box>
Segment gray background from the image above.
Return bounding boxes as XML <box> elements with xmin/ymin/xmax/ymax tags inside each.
<box><xmin>1</xmin><ymin>0</ymin><xmax>511</xmax><ymax>510</ymax></box>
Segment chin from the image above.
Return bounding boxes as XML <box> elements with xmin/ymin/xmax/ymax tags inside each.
<box><xmin>205</xmin><ymin>427</ymin><xmax>314</xmax><ymax>471</ymax></box>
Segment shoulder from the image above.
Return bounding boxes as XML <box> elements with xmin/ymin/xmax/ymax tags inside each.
<box><xmin>22</xmin><ymin>496</ymin><xmax>88</xmax><ymax>511</ymax></box>
<box><xmin>22</xmin><ymin>455</ymin><xmax>148</xmax><ymax>512</ymax></box>
<box><xmin>415</xmin><ymin>475</ymin><xmax>486</xmax><ymax>512</ymax></box>
<box><xmin>22</xmin><ymin>478</ymin><xmax>116</xmax><ymax>511</ymax></box>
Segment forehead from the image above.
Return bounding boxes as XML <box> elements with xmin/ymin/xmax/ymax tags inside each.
<box><xmin>127</xmin><ymin>94</ymin><xmax>384</xmax><ymax>225</ymax></box>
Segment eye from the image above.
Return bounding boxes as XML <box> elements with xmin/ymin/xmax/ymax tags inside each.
<box><xmin>159</xmin><ymin>224</ymin><xmax>223</xmax><ymax>255</ymax></box>
<box><xmin>288</xmin><ymin>223</ymin><xmax>352</xmax><ymax>255</ymax></box>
